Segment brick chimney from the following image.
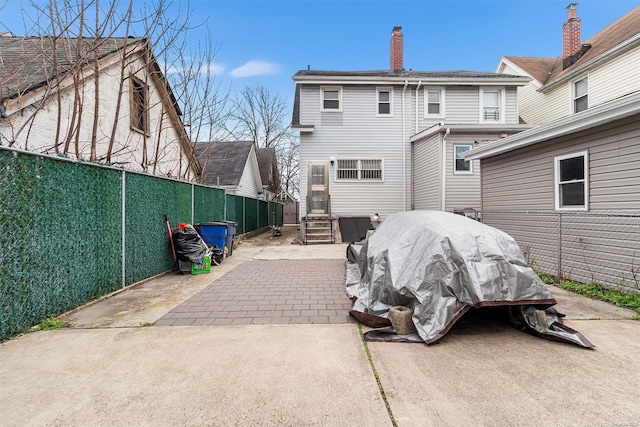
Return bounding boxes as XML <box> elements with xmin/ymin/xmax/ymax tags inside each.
<box><xmin>562</xmin><ymin>3</ymin><xmax>581</xmax><ymax>58</ymax></box>
<box><xmin>390</xmin><ymin>26</ymin><xmax>403</xmax><ymax>71</ymax></box>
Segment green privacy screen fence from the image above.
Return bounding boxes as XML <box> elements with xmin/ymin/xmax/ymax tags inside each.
<box><xmin>0</xmin><ymin>147</ymin><xmax>283</xmax><ymax>341</ymax></box>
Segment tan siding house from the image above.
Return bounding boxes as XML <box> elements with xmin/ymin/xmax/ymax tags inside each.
<box><xmin>465</xmin><ymin>92</ymin><xmax>640</xmax><ymax>290</ymax></box>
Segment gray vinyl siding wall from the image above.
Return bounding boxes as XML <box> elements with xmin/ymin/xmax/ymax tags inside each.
<box><xmin>299</xmin><ymin>84</ymin><xmax>410</xmax><ymax>217</ymax></box>
<box><xmin>445</xmin><ymin>133</ymin><xmax>502</xmax><ymax>212</ymax></box>
<box><xmin>504</xmin><ymin>87</ymin><xmax>519</xmax><ymax>123</ymax></box>
<box><xmin>481</xmin><ymin>115</ymin><xmax>640</xmax><ymax>211</ymax></box>
<box><xmin>480</xmin><ymin>114</ymin><xmax>640</xmax><ymax>289</ymax></box>
<box><xmin>440</xmin><ymin>86</ymin><xmax>479</xmax><ymax>125</ymax></box>
<box><xmin>298</xmin><ymin>82</ymin><xmax>523</xmax><ymax>217</ymax></box>
<box><xmin>412</xmin><ymin>133</ymin><xmax>442</xmax><ymax>210</ymax></box>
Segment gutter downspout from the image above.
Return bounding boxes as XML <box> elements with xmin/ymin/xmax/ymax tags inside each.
<box><xmin>441</xmin><ymin>126</ymin><xmax>450</xmax><ymax>211</ymax></box>
<box><xmin>415</xmin><ymin>81</ymin><xmax>422</xmax><ymax>134</ymax></box>
<box><xmin>402</xmin><ymin>80</ymin><xmax>408</xmax><ymax>211</ymax></box>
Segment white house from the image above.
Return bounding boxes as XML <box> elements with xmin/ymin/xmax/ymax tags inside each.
<box><xmin>194</xmin><ymin>141</ymin><xmax>263</xmax><ymax>198</ymax></box>
<box><xmin>292</xmin><ymin>27</ymin><xmax>530</xmax><ymax>242</ymax></box>
<box><xmin>496</xmin><ymin>4</ymin><xmax>640</xmax><ymax>125</ymax></box>
<box><xmin>0</xmin><ymin>36</ymin><xmax>201</xmax><ymax>180</ymax></box>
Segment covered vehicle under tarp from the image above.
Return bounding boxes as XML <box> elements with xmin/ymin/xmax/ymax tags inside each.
<box><xmin>345</xmin><ymin>211</ymin><xmax>593</xmax><ymax>348</ymax></box>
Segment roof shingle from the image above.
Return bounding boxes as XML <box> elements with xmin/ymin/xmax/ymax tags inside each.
<box><xmin>194</xmin><ymin>141</ymin><xmax>254</xmax><ymax>187</ymax></box>
<box><xmin>0</xmin><ymin>36</ymin><xmax>138</xmax><ymax>100</ymax></box>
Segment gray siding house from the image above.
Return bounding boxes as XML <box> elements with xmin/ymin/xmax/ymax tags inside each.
<box><xmin>464</xmin><ymin>91</ymin><xmax>640</xmax><ymax>289</ymax></box>
<box><xmin>292</xmin><ymin>27</ymin><xmax>530</xmax><ymax>242</ymax></box>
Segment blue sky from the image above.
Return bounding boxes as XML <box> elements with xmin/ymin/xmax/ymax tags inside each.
<box><xmin>1</xmin><ymin>0</ymin><xmax>638</xmax><ymax>110</ymax></box>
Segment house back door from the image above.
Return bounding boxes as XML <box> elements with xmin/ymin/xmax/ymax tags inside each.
<box><xmin>307</xmin><ymin>162</ymin><xmax>329</xmax><ymax>213</ymax></box>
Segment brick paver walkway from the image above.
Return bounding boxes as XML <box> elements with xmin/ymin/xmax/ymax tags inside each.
<box><xmin>156</xmin><ymin>259</ymin><xmax>354</xmax><ymax>326</ymax></box>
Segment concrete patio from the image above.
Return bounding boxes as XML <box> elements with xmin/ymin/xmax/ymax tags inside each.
<box><xmin>1</xmin><ymin>225</ymin><xmax>639</xmax><ymax>426</ymax></box>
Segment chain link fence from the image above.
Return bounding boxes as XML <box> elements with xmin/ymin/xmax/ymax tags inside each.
<box><xmin>0</xmin><ymin>147</ymin><xmax>283</xmax><ymax>340</ymax></box>
<box><xmin>478</xmin><ymin>210</ymin><xmax>640</xmax><ymax>291</ymax></box>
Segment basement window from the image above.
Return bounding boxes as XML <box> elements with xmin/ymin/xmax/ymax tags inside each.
<box><xmin>337</xmin><ymin>159</ymin><xmax>382</xmax><ymax>181</ymax></box>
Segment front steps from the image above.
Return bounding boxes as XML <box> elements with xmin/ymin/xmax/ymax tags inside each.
<box><xmin>303</xmin><ymin>214</ymin><xmax>334</xmax><ymax>244</ymax></box>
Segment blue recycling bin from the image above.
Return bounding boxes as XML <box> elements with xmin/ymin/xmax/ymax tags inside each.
<box><xmin>195</xmin><ymin>222</ymin><xmax>227</xmax><ymax>251</ymax></box>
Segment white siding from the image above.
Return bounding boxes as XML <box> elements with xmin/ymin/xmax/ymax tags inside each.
<box><xmin>589</xmin><ymin>45</ymin><xmax>640</xmax><ymax>107</ymax></box>
<box><xmin>235</xmin><ymin>155</ymin><xmax>260</xmax><ymax>198</ymax></box>
<box><xmin>516</xmin><ymin>46</ymin><xmax>640</xmax><ymax>125</ymax></box>
<box><xmin>412</xmin><ymin>133</ymin><xmax>441</xmax><ymax>210</ymax></box>
<box><xmin>515</xmin><ymin>84</ymin><xmax>547</xmax><ymax>125</ymax></box>
<box><xmin>298</xmin><ymin>81</ymin><xmax>525</xmax><ymax>217</ymax></box>
<box><xmin>521</xmin><ymin>83</ymin><xmax>571</xmax><ymax>125</ymax></box>
<box><xmin>444</xmin><ymin>86</ymin><xmax>479</xmax><ymax>124</ymax></box>
<box><xmin>505</xmin><ymin>86</ymin><xmax>519</xmax><ymax>123</ymax></box>
<box><xmin>299</xmin><ymin>84</ymin><xmax>409</xmax><ymax>217</ymax></box>
<box><xmin>444</xmin><ymin>134</ymin><xmax>491</xmax><ymax>211</ymax></box>
<box><xmin>0</xmin><ymin>51</ymin><xmax>196</xmax><ymax>180</ymax></box>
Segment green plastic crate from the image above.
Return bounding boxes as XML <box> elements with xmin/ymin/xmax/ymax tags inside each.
<box><xmin>191</xmin><ymin>256</ymin><xmax>211</xmax><ymax>274</ymax></box>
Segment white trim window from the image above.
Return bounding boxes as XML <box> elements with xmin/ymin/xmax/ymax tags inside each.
<box><xmin>336</xmin><ymin>159</ymin><xmax>382</xmax><ymax>181</ymax></box>
<box><xmin>554</xmin><ymin>151</ymin><xmax>588</xmax><ymax>210</ymax></box>
<box><xmin>321</xmin><ymin>86</ymin><xmax>342</xmax><ymax>111</ymax></box>
<box><xmin>453</xmin><ymin>145</ymin><xmax>473</xmax><ymax>174</ymax></box>
<box><xmin>480</xmin><ymin>88</ymin><xmax>504</xmax><ymax>123</ymax></box>
<box><xmin>377</xmin><ymin>87</ymin><xmax>393</xmax><ymax>115</ymax></box>
<box><xmin>572</xmin><ymin>75</ymin><xmax>588</xmax><ymax>113</ymax></box>
<box><xmin>425</xmin><ymin>88</ymin><xmax>445</xmax><ymax>118</ymax></box>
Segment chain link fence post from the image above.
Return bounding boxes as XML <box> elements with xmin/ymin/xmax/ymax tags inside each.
<box><xmin>557</xmin><ymin>212</ymin><xmax>562</xmax><ymax>282</ymax></box>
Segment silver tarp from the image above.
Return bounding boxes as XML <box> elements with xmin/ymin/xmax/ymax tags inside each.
<box><xmin>345</xmin><ymin>211</ymin><xmax>593</xmax><ymax>347</ymax></box>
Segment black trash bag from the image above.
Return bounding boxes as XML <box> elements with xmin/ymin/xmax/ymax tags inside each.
<box><xmin>172</xmin><ymin>226</ymin><xmax>205</xmax><ymax>264</ymax></box>
<box><xmin>207</xmin><ymin>244</ymin><xmax>224</xmax><ymax>265</ymax></box>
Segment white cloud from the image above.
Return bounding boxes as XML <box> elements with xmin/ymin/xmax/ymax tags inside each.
<box><xmin>199</xmin><ymin>63</ymin><xmax>226</xmax><ymax>75</ymax></box>
<box><xmin>230</xmin><ymin>60</ymin><xmax>280</xmax><ymax>78</ymax></box>
<box><xmin>162</xmin><ymin>62</ymin><xmax>225</xmax><ymax>76</ymax></box>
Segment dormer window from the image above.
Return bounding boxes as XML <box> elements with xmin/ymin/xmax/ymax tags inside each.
<box><xmin>321</xmin><ymin>86</ymin><xmax>342</xmax><ymax>111</ymax></box>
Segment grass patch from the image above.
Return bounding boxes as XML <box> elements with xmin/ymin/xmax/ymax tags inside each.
<box><xmin>536</xmin><ymin>271</ymin><xmax>640</xmax><ymax>316</ymax></box>
<box><xmin>32</xmin><ymin>315</ymin><xmax>66</xmax><ymax>332</ymax></box>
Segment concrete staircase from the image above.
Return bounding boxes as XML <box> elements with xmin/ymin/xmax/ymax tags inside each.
<box><xmin>304</xmin><ymin>214</ymin><xmax>334</xmax><ymax>244</ymax></box>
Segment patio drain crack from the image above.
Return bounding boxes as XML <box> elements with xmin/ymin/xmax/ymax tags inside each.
<box><xmin>358</xmin><ymin>323</ymin><xmax>397</xmax><ymax>427</ymax></box>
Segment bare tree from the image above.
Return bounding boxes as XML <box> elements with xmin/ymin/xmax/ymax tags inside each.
<box><xmin>225</xmin><ymin>84</ymin><xmax>299</xmax><ymax>198</ymax></box>
<box><xmin>0</xmin><ymin>0</ymin><xmax>229</xmax><ymax>180</ymax></box>
<box><xmin>276</xmin><ymin>130</ymin><xmax>300</xmax><ymax>198</ymax></box>
<box><xmin>228</xmin><ymin>85</ymin><xmax>289</xmax><ymax>149</ymax></box>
